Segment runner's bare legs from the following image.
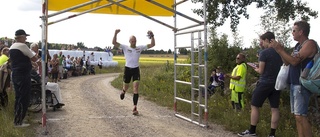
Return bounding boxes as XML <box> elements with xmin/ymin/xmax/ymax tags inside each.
<box><xmin>132</xmin><ymin>81</ymin><xmax>139</xmax><ymax>115</ymax></box>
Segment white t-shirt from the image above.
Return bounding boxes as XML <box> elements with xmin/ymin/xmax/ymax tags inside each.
<box><xmin>4</xmin><ymin>40</ymin><xmax>8</xmax><ymax>46</ymax></box>
<box><xmin>10</xmin><ymin>42</ymin><xmax>35</xmax><ymax>58</ymax></box>
<box><xmin>211</xmin><ymin>80</ymin><xmax>219</xmax><ymax>86</ymax></box>
<box><xmin>66</xmin><ymin>58</ymin><xmax>72</xmax><ymax>68</ymax></box>
<box><xmin>98</xmin><ymin>59</ymin><xmax>102</xmax><ymax>65</ymax></box>
<box><xmin>90</xmin><ymin>54</ymin><xmax>95</xmax><ymax>61</ymax></box>
<box><xmin>120</xmin><ymin>44</ymin><xmax>148</xmax><ymax>68</ymax></box>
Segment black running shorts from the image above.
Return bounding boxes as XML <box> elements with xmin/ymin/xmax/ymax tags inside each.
<box><xmin>123</xmin><ymin>67</ymin><xmax>140</xmax><ymax>84</ymax></box>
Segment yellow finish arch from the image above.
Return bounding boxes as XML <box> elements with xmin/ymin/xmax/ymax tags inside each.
<box><xmin>48</xmin><ymin>0</ymin><xmax>174</xmax><ymax>16</ymax></box>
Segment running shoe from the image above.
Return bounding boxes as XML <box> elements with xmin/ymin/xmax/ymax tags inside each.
<box><xmin>14</xmin><ymin>123</ymin><xmax>30</xmax><ymax>128</ymax></box>
<box><xmin>120</xmin><ymin>90</ymin><xmax>125</xmax><ymax>100</ymax></box>
<box><xmin>132</xmin><ymin>107</ymin><xmax>139</xmax><ymax>115</ymax></box>
<box><xmin>238</xmin><ymin>130</ymin><xmax>257</xmax><ymax>136</ymax></box>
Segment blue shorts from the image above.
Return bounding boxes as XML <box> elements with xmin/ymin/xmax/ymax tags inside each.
<box><xmin>290</xmin><ymin>84</ymin><xmax>312</xmax><ymax>116</ymax></box>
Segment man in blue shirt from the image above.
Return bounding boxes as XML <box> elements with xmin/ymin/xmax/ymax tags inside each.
<box><xmin>238</xmin><ymin>32</ymin><xmax>282</xmax><ymax>137</ymax></box>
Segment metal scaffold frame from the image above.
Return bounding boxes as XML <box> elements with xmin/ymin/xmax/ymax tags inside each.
<box><xmin>40</xmin><ymin>0</ymin><xmax>208</xmax><ymax>133</ymax></box>
<box><xmin>172</xmin><ymin>0</ymin><xmax>208</xmax><ymax>127</ymax></box>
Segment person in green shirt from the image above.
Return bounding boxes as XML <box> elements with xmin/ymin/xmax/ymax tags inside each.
<box><xmin>225</xmin><ymin>53</ymin><xmax>247</xmax><ymax>111</ymax></box>
<box><xmin>0</xmin><ymin>46</ymin><xmax>10</xmax><ymax>108</ymax></box>
<box><xmin>0</xmin><ymin>47</ymin><xmax>9</xmax><ymax>66</ymax></box>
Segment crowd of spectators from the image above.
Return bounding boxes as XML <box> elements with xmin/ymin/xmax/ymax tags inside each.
<box><xmin>0</xmin><ymin>33</ymin><xmax>102</xmax><ymax>127</ymax></box>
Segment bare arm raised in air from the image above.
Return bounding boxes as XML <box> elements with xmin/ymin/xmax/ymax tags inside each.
<box><xmin>112</xmin><ymin>29</ymin><xmax>121</xmax><ymax>49</ymax></box>
<box><xmin>147</xmin><ymin>30</ymin><xmax>155</xmax><ymax>49</ymax></box>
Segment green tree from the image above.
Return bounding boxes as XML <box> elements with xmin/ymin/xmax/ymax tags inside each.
<box><xmin>159</xmin><ymin>49</ymin><xmax>165</xmax><ymax>54</ymax></box>
<box><xmin>168</xmin><ymin>49</ymin><xmax>172</xmax><ymax>54</ymax></box>
<box><xmin>207</xmin><ymin>28</ymin><xmax>241</xmax><ymax>72</ymax></box>
<box><xmin>246</xmin><ymin>39</ymin><xmax>260</xmax><ymax>63</ymax></box>
<box><xmin>179</xmin><ymin>48</ymin><xmax>188</xmax><ymax>55</ymax></box>
<box><xmin>191</xmin><ymin>0</ymin><xmax>318</xmax><ymax>32</ymax></box>
<box><xmin>94</xmin><ymin>46</ymin><xmax>103</xmax><ymax>51</ymax></box>
<box><xmin>77</xmin><ymin>42</ymin><xmax>86</xmax><ymax>49</ymax></box>
<box><xmin>259</xmin><ymin>5</ymin><xmax>292</xmax><ymax>47</ymax></box>
<box><xmin>232</xmin><ymin>30</ymin><xmax>243</xmax><ymax>47</ymax></box>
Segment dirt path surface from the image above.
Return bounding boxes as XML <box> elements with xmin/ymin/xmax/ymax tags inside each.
<box><xmin>35</xmin><ymin>73</ymin><xmax>236</xmax><ymax>137</ymax></box>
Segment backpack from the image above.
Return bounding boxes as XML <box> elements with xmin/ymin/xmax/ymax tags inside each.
<box><xmin>300</xmin><ymin>40</ymin><xmax>320</xmax><ymax>94</ymax></box>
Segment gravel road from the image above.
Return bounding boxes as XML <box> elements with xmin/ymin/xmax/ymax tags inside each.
<box><xmin>35</xmin><ymin>73</ymin><xmax>237</xmax><ymax>137</ymax></box>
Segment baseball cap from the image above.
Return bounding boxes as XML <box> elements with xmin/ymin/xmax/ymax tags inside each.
<box><xmin>15</xmin><ymin>29</ymin><xmax>30</xmax><ymax>36</ymax></box>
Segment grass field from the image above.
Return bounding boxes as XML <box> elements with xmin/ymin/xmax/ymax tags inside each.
<box><xmin>112</xmin><ymin>54</ymin><xmax>189</xmax><ymax>67</ymax></box>
<box><xmin>110</xmin><ymin>54</ymin><xmax>320</xmax><ymax>137</ymax></box>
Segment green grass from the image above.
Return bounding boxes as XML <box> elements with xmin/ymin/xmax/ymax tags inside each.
<box><xmin>0</xmin><ymin>91</ymin><xmax>36</xmax><ymax>137</ymax></box>
<box><xmin>110</xmin><ymin>55</ymin><xmax>320</xmax><ymax>137</ymax></box>
<box><xmin>108</xmin><ymin>54</ymin><xmax>188</xmax><ymax>73</ymax></box>
<box><xmin>113</xmin><ymin>54</ymin><xmax>187</xmax><ymax>65</ymax></box>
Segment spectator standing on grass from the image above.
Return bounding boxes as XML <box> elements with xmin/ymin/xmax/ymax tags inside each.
<box><xmin>0</xmin><ymin>41</ymin><xmax>4</xmax><ymax>50</ymax></box>
<box><xmin>86</xmin><ymin>56</ymin><xmax>90</xmax><ymax>74</ymax></box>
<box><xmin>61</xmin><ymin>55</ymin><xmax>66</xmax><ymax>75</ymax></box>
<box><xmin>98</xmin><ymin>57</ymin><xmax>103</xmax><ymax>73</ymax></box>
<box><xmin>4</xmin><ymin>37</ymin><xmax>8</xmax><ymax>46</ymax></box>
<box><xmin>0</xmin><ymin>47</ymin><xmax>9</xmax><ymax>66</ymax></box>
<box><xmin>0</xmin><ymin>47</ymin><xmax>10</xmax><ymax>108</ymax></box>
<box><xmin>112</xmin><ymin>29</ymin><xmax>155</xmax><ymax>115</ymax></box>
<box><xmin>50</xmin><ymin>54</ymin><xmax>59</xmax><ymax>83</ymax></box>
<box><xmin>66</xmin><ymin>55</ymin><xmax>73</xmax><ymax>76</ymax></box>
<box><xmin>90</xmin><ymin>52</ymin><xmax>95</xmax><ymax>61</ymax></box>
<box><xmin>90</xmin><ymin>52</ymin><xmax>95</xmax><ymax>74</ymax></box>
<box><xmin>9</xmin><ymin>29</ymin><xmax>38</xmax><ymax>127</ymax></box>
<box><xmin>58</xmin><ymin>51</ymin><xmax>63</xmax><ymax>81</ymax></box>
<box><xmin>225</xmin><ymin>53</ymin><xmax>247</xmax><ymax>111</ymax></box>
<box><xmin>270</xmin><ymin>20</ymin><xmax>317</xmax><ymax>137</ymax></box>
<box><xmin>238</xmin><ymin>32</ymin><xmax>282</xmax><ymax>137</ymax></box>
<box><xmin>44</xmin><ymin>50</ymin><xmax>52</xmax><ymax>82</ymax></box>
<box><xmin>79</xmin><ymin>55</ymin><xmax>84</xmax><ymax>75</ymax></box>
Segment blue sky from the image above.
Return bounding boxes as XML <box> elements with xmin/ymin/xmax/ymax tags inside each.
<box><xmin>0</xmin><ymin>0</ymin><xmax>319</xmax><ymax>51</ymax></box>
